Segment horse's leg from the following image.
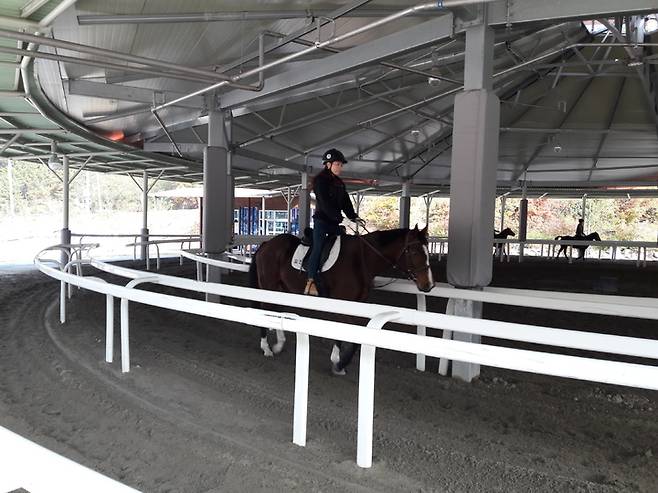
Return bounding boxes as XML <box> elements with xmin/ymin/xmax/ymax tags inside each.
<box><xmin>272</xmin><ymin>330</ymin><xmax>286</xmax><ymax>354</ymax></box>
<box><xmin>260</xmin><ymin>327</ymin><xmax>274</xmax><ymax>357</ymax></box>
<box><xmin>334</xmin><ymin>342</ymin><xmax>357</xmax><ymax>375</ymax></box>
<box><xmin>330</xmin><ymin>343</ymin><xmax>340</xmax><ymax>364</ymax></box>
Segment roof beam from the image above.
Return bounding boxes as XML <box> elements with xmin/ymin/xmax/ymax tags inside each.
<box><xmin>67</xmin><ymin>80</ymin><xmax>204</xmax><ymax>109</ymax></box>
<box><xmin>20</xmin><ymin>0</ymin><xmax>50</xmax><ymax>18</ymax></box>
<box><xmin>487</xmin><ymin>0</ymin><xmax>658</xmax><ymax>26</ymax></box>
<box><xmin>220</xmin><ymin>14</ymin><xmax>455</xmax><ymax>109</ymax></box>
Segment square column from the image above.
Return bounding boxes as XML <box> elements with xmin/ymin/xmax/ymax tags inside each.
<box><xmin>446</xmin><ymin>21</ymin><xmax>499</xmax><ymax>382</ymax></box>
<box><xmin>399</xmin><ymin>181</ymin><xmax>411</xmax><ymax>229</ymax></box>
<box><xmin>203</xmin><ymin>106</ymin><xmax>233</xmax><ymax>290</ymax></box>
<box><xmin>297</xmin><ymin>168</ymin><xmax>311</xmax><ymax>234</ymax></box>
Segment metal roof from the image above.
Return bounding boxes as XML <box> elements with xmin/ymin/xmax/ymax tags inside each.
<box><xmin>1</xmin><ymin>0</ymin><xmax>658</xmax><ymax>196</ymax></box>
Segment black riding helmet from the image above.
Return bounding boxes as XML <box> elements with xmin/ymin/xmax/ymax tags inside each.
<box><xmin>322</xmin><ymin>148</ymin><xmax>347</xmax><ymax>165</ymax></box>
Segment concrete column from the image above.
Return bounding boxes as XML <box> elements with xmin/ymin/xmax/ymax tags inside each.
<box><xmin>423</xmin><ymin>195</ymin><xmax>433</xmax><ymax>230</ymax></box>
<box><xmin>581</xmin><ymin>194</ymin><xmax>587</xmax><ymax>226</ymax></box>
<box><xmin>446</xmin><ymin>20</ymin><xmax>499</xmax><ymax>382</ymax></box>
<box><xmin>499</xmin><ymin>195</ymin><xmax>506</xmax><ymax>231</ymax></box>
<box><xmin>399</xmin><ymin>181</ymin><xmax>411</xmax><ymax>229</ymax></box>
<box><xmin>60</xmin><ymin>155</ymin><xmax>71</xmax><ymax>266</ymax></box>
<box><xmin>286</xmin><ymin>186</ymin><xmax>292</xmax><ymax>233</ymax></box>
<box><xmin>204</xmin><ymin>104</ymin><xmax>232</xmax><ymax>290</ymax></box>
<box><xmin>140</xmin><ymin>170</ymin><xmax>149</xmax><ymax>261</ymax></box>
<box><xmin>297</xmin><ymin>168</ymin><xmax>311</xmax><ymax>234</ymax></box>
<box><xmin>7</xmin><ymin>159</ymin><xmax>14</xmax><ymax>216</ymax></box>
<box><xmin>518</xmin><ymin>183</ymin><xmax>528</xmax><ymax>261</ymax></box>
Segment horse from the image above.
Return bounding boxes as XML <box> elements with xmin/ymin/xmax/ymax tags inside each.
<box><xmin>493</xmin><ymin>227</ymin><xmax>515</xmax><ymax>259</ymax></box>
<box><xmin>554</xmin><ymin>232</ymin><xmax>601</xmax><ymax>259</ymax></box>
<box><xmin>248</xmin><ymin>225</ymin><xmax>435</xmax><ymax>374</ymax></box>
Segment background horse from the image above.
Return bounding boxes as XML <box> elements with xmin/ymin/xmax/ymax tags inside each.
<box><xmin>248</xmin><ymin>226</ymin><xmax>434</xmax><ymax>374</ymax></box>
<box><xmin>554</xmin><ymin>232</ymin><xmax>601</xmax><ymax>259</ymax></box>
<box><xmin>493</xmin><ymin>227</ymin><xmax>515</xmax><ymax>259</ymax></box>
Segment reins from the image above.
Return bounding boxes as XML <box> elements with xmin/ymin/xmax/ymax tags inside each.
<box><xmin>347</xmin><ymin>224</ymin><xmax>427</xmax><ymax>283</ymax></box>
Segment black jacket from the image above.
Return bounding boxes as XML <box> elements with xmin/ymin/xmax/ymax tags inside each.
<box><xmin>312</xmin><ymin>167</ymin><xmax>357</xmax><ymax>225</ymax></box>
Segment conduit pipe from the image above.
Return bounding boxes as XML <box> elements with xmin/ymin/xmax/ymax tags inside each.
<box><xmin>0</xmin><ymin>27</ymin><xmax>259</xmax><ymax>89</ymax></box>
<box><xmin>152</xmin><ymin>0</ymin><xmax>500</xmax><ymax>113</ymax></box>
<box><xmin>77</xmin><ymin>9</ymin><xmax>441</xmax><ymax>25</ymax></box>
<box><xmin>0</xmin><ymin>45</ymin><xmax>224</xmax><ymax>84</ymax></box>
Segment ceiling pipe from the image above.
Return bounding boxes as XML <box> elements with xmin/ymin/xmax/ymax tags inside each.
<box><xmin>0</xmin><ymin>45</ymin><xmax>225</xmax><ymax>84</ymax></box>
<box><xmin>0</xmin><ymin>27</ymin><xmax>242</xmax><ymax>85</ymax></box>
<box><xmin>77</xmin><ymin>9</ymin><xmax>442</xmax><ymax>25</ymax></box>
<box><xmin>153</xmin><ymin>0</ymin><xmax>498</xmax><ymax>113</ymax></box>
<box><xmin>39</xmin><ymin>0</ymin><xmax>78</xmax><ymax>27</ymax></box>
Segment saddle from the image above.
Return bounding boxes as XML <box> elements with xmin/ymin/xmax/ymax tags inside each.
<box><xmin>291</xmin><ymin>227</ymin><xmax>342</xmax><ymax>272</ymax></box>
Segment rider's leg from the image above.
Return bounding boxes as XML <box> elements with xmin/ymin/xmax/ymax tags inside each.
<box><xmin>305</xmin><ymin>220</ymin><xmax>330</xmax><ymax>295</ymax></box>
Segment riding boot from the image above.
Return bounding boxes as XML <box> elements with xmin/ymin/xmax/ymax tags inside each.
<box><xmin>304</xmin><ymin>279</ymin><xmax>319</xmax><ymax>296</ymax></box>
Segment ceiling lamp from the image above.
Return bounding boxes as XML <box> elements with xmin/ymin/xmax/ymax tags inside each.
<box><xmin>47</xmin><ymin>141</ymin><xmax>61</xmax><ymax>170</ymax></box>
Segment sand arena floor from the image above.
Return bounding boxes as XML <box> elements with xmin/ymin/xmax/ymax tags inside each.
<box><xmin>0</xmin><ymin>257</ymin><xmax>657</xmax><ymax>492</ymax></box>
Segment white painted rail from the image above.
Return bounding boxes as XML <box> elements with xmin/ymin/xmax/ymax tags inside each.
<box><xmin>35</xmin><ymin>248</ymin><xmax>658</xmax><ymax>469</ymax></box>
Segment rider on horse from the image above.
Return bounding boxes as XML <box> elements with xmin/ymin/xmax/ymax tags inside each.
<box><xmin>575</xmin><ymin>218</ymin><xmax>585</xmax><ymax>238</ymax></box>
<box><xmin>304</xmin><ymin>148</ymin><xmax>365</xmax><ymax>296</ymax></box>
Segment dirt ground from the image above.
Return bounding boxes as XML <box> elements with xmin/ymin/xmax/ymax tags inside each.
<box><xmin>0</xmin><ymin>257</ymin><xmax>657</xmax><ymax>492</ymax></box>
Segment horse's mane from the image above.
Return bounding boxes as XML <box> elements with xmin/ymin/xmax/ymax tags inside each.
<box><xmin>365</xmin><ymin>228</ymin><xmax>427</xmax><ymax>248</ymax></box>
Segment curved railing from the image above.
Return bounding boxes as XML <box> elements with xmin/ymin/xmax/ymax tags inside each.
<box><xmin>34</xmin><ymin>244</ymin><xmax>658</xmax><ymax>468</ymax></box>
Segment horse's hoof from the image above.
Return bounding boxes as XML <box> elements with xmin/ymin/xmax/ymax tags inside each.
<box><xmin>262</xmin><ymin>349</ymin><xmax>274</xmax><ymax>357</ymax></box>
<box><xmin>272</xmin><ymin>343</ymin><xmax>284</xmax><ymax>354</ymax></box>
<box><xmin>331</xmin><ymin>363</ymin><xmax>346</xmax><ymax>376</ymax></box>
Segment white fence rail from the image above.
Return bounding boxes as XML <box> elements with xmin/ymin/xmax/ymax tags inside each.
<box><xmin>34</xmin><ymin>244</ymin><xmax>658</xmax><ymax>468</ymax></box>
<box><xmin>430</xmin><ymin>237</ymin><xmax>658</xmax><ymax>266</ymax></box>
<box><xmin>179</xmin><ymin>249</ymin><xmax>658</xmax><ymax>372</ymax></box>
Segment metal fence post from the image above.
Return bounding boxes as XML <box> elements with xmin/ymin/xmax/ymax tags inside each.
<box><xmin>357</xmin><ymin>311</ymin><xmax>400</xmax><ymax>468</ymax></box>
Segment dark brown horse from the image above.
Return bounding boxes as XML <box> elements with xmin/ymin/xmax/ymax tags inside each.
<box><xmin>248</xmin><ymin>226</ymin><xmax>434</xmax><ymax>373</ymax></box>
<box><xmin>554</xmin><ymin>232</ymin><xmax>601</xmax><ymax>259</ymax></box>
<box><xmin>493</xmin><ymin>227</ymin><xmax>515</xmax><ymax>259</ymax></box>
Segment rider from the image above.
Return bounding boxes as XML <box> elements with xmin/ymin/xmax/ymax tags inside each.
<box><xmin>575</xmin><ymin>218</ymin><xmax>585</xmax><ymax>238</ymax></box>
<box><xmin>304</xmin><ymin>148</ymin><xmax>365</xmax><ymax>296</ymax></box>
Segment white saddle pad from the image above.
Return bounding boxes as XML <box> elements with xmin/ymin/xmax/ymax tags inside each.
<box><xmin>291</xmin><ymin>236</ymin><xmax>341</xmax><ymax>272</ymax></box>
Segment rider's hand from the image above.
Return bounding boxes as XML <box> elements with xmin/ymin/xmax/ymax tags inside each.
<box><xmin>354</xmin><ymin>217</ymin><xmax>367</xmax><ymax>228</ymax></box>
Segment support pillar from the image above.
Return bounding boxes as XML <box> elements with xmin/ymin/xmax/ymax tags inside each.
<box><xmin>203</xmin><ymin>104</ymin><xmax>233</xmax><ymax>291</ymax></box>
<box><xmin>298</xmin><ymin>167</ymin><xmax>311</xmax><ymax>234</ymax></box>
<box><xmin>445</xmin><ymin>20</ymin><xmax>499</xmax><ymax>382</ymax></box>
<box><xmin>518</xmin><ymin>183</ymin><xmax>528</xmax><ymax>261</ymax></box>
<box><xmin>7</xmin><ymin>159</ymin><xmax>14</xmax><ymax>217</ymax></box>
<box><xmin>499</xmin><ymin>195</ymin><xmax>506</xmax><ymax>231</ymax></box>
<box><xmin>423</xmin><ymin>194</ymin><xmax>433</xmax><ymax>229</ymax></box>
<box><xmin>286</xmin><ymin>186</ymin><xmax>292</xmax><ymax>233</ymax></box>
<box><xmin>353</xmin><ymin>191</ymin><xmax>365</xmax><ymax>234</ymax></box>
<box><xmin>140</xmin><ymin>170</ymin><xmax>149</xmax><ymax>261</ymax></box>
<box><xmin>60</xmin><ymin>155</ymin><xmax>71</xmax><ymax>266</ymax></box>
<box><xmin>399</xmin><ymin>181</ymin><xmax>411</xmax><ymax>229</ymax></box>
<box><xmin>581</xmin><ymin>193</ymin><xmax>587</xmax><ymax>225</ymax></box>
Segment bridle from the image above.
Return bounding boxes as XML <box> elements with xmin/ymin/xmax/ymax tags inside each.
<box><xmin>350</xmin><ymin>225</ymin><xmax>429</xmax><ymax>283</ymax></box>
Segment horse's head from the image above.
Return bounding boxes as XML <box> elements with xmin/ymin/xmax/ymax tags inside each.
<box><xmin>399</xmin><ymin>225</ymin><xmax>434</xmax><ymax>292</ymax></box>
<box><xmin>590</xmin><ymin>232</ymin><xmax>601</xmax><ymax>241</ymax></box>
<box><xmin>503</xmin><ymin>227</ymin><xmax>516</xmax><ymax>238</ymax></box>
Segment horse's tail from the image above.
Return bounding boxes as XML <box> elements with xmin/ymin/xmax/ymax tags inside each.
<box><xmin>248</xmin><ymin>252</ymin><xmax>261</xmax><ymax>309</ymax></box>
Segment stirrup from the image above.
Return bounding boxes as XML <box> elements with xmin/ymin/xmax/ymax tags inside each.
<box><xmin>304</xmin><ymin>279</ymin><xmax>318</xmax><ymax>296</ymax></box>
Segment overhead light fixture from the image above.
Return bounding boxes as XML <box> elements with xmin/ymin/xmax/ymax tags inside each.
<box><xmin>47</xmin><ymin>141</ymin><xmax>61</xmax><ymax>170</ymax></box>
<box><xmin>410</xmin><ymin>129</ymin><xmax>421</xmax><ymax>137</ymax></box>
<box><xmin>538</xmin><ymin>192</ymin><xmax>548</xmax><ymax>199</ymax></box>
<box><xmin>427</xmin><ymin>77</ymin><xmax>441</xmax><ymax>87</ymax></box>
<box><xmin>627</xmin><ymin>59</ymin><xmax>643</xmax><ymax>67</ymax></box>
